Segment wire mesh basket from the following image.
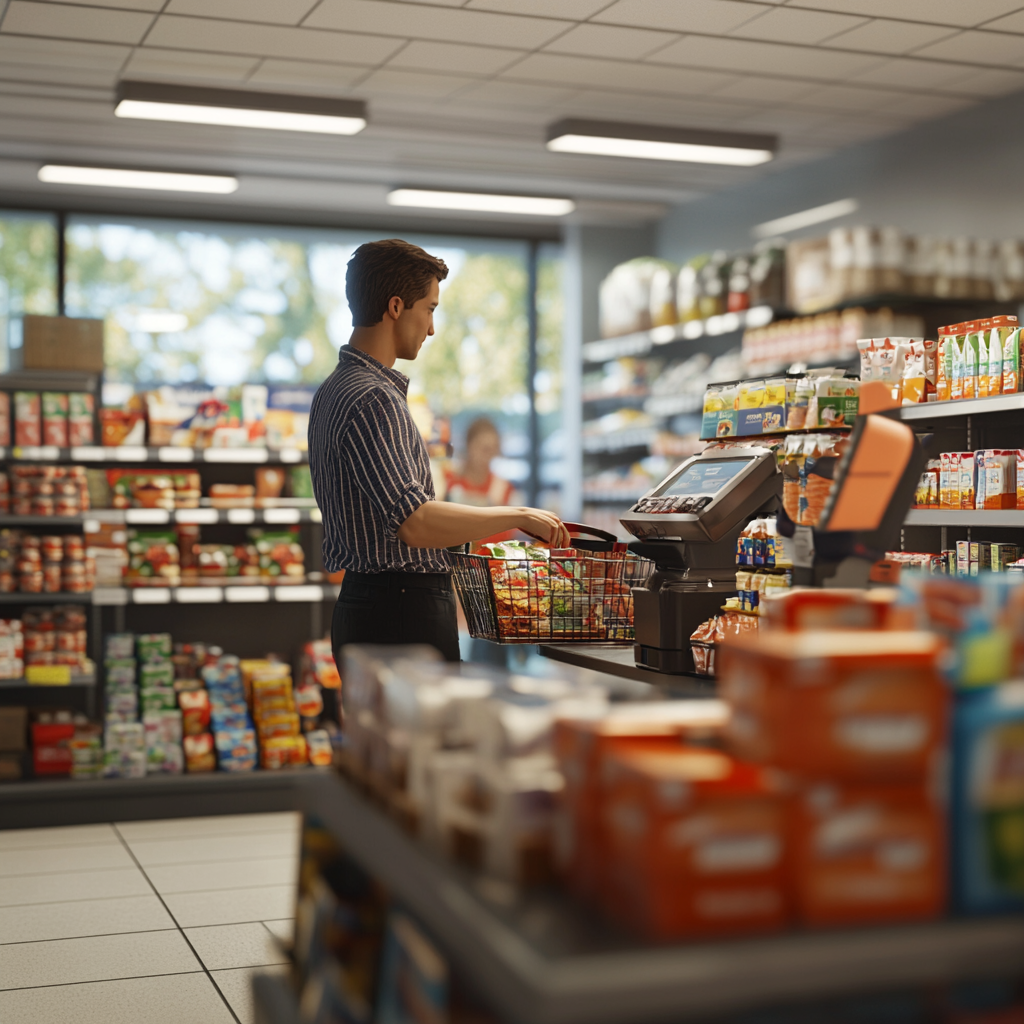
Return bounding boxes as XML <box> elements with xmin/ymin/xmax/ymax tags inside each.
<box><xmin>451</xmin><ymin>524</ymin><xmax>654</xmax><ymax>644</ymax></box>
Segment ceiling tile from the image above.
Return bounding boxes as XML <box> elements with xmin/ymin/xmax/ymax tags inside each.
<box><xmin>0</xmin><ymin>34</ymin><xmax>130</xmax><ymax>69</ymax></box>
<box><xmin>708</xmin><ymin>74</ymin><xmax>817</xmax><ymax>103</ymax></box>
<box><xmin>0</xmin><ymin>63</ymin><xmax>118</xmax><ymax>88</ymax></box>
<box><xmin>651</xmin><ymin>36</ymin><xmax>882</xmax><ymax>80</ymax></box>
<box><xmin>467</xmin><ymin>0</ymin><xmax>611</xmax><ymax>15</ymax></box>
<box><xmin>122</xmin><ymin>48</ymin><xmax>259</xmax><ymax>84</ymax></box>
<box><xmin>912</xmin><ymin>30</ymin><xmax>1024</xmax><ymax>66</ymax></box>
<box><xmin>593</xmin><ymin>0</ymin><xmax>767</xmax><ymax>35</ymax></box>
<box><xmin>791</xmin><ymin>83</ymin><xmax>896</xmax><ymax>112</ymax></box>
<box><xmin>455</xmin><ymin>80</ymin><xmax>581</xmax><ymax>109</ymax></box>
<box><xmin>731</xmin><ymin>7</ymin><xmax>869</xmax><ymax>45</ymax></box>
<box><xmin>823</xmin><ymin>19</ymin><xmax>959</xmax><ymax>55</ymax></box>
<box><xmin>145</xmin><ymin>15</ymin><xmax>404</xmax><ymax>64</ymax></box>
<box><xmin>785</xmin><ymin>0</ymin><xmax>1024</xmax><ymax>29</ymax></box>
<box><xmin>502</xmin><ymin>52</ymin><xmax>734</xmax><ymax>95</ymax></box>
<box><xmin>388</xmin><ymin>40</ymin><xmax>525</xmax><ymax>76</ymax></box>
<box><xmin>1</xmin><ymin>0</ymin><xmax>153</xmax><ymax>44</ymax></box>
<box><xmin>164</xmin><ymin>0</ymin><xmax>320</xmax><ymax>25</ymax></box>
<box><xmin>878</xmin><ymin>92</ymin><xmax>975</xmax><ymax>118</ymax></box>
<box><xmin>566</xmin><ymin>90</ymin><xmax>758</xmax><ymax>124</ymax></box>
<box><xmin>980</xmin><ymin>10</ymin><xmax>1024</xmax><ymax>32</ymax></box>
<box><xmin>247</xmin><ymin>58</ymin><xmax>368</xmax><ymax>92</ymax></box>
<box><xmin>358</xmin><ymin>67</ymin><xmax>479</xmax><ymax>100</ymax></box>
<box><xmin>543</xmin><ymin>24</ymin><xmax>680</xmax><ymax>60</ymax></box>
<box><xmin>32</xmin><ymin>0</ymin><xmax>163</xmax><ymax>10</ymax></box>
<box><xmin>848</xmin><ymin>56</ymin><xmax>977</xmax><ymax>89</ymax></box>
<box><xmin>304</xmin><ymin>0</ymin><xmax>573</xmax><ymax>49</ymax></box>
<box><xmin>946</xmin><ymin>66</ymin><xmax>1024</xmax><ymax>96</ymax></box>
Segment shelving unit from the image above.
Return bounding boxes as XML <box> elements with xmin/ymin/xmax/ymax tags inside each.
<box><xmin>1</xmin><ymin>445</ymin><xmax>307</xmax><ymax>464</ymax></box>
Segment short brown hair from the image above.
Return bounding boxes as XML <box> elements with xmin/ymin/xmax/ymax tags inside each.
<box><xmin>346</xmin><ymin>239</ymin><xmax>449</xmax><ymax>327</ymax></box>
<box><xmin>466</xmin><ymin>416</ymin><xmax>500</xmax><ymax>448</ymax></box>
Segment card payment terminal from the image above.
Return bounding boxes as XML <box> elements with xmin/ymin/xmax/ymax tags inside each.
<box><xmin>621</xmin><ymin>444</ymin><xmax>782</xmax><ymax>674</ymax></box>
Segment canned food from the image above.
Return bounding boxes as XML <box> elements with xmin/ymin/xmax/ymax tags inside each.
<box><xmin>25</xmin><ymin>651</ymin><xmax>55</xmax><ymax>665</ymax></box>
<box><xmin>24</xmin><ymin>628</ymin><xmax>54</xmax><ymax>652</ymax></box>
<box><xmin>31</xmin><ymin>498</ymin><xmax>54</xmax><ymax>516</ymax></box>
<box><xmin>21</xmin><ymin>536</ymin><xmax>40</xmax><ymax>551</ymax></box>
<box><xmin>0</xmin><ymin>573</ymin><xmax>14</xmax><ymax>593</ymax></box>
<box><xmin>12</xmin><ymin>479</ymin><xmax>33</xmax><ymax>497</ymax></box>
<box><xmin>42</xmin><ymin>564</ymin><xmax>62</xmax><ymax>593</ymax></box>
<box><xmin>16</xmin><ymin>560</ymin><xmax>40</xmax><ymax>576</ymax></box>
<box><xmin>12</xmin><ymin>499</ymin><xmax>31</xmax><ymax>516</ymax></box>
<box><xmin>56</xmin><ymin>501</ymin><xmax>80</xmax><ymax>517</ymax></box>
<box><xmin>42</xmin><ymin>537</ymin><xmax>63</xmax><ymax>560</ymax></box>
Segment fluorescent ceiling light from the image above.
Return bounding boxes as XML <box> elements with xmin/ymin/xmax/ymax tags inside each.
<box><xmin>134</xmin><ymin>311</ymin><xmax>188</xmax><ymax>333</ymax></box>
<box><xmin>546</xmin><ymin>118</ymin><xmax>775</xmax><ymax>166</ymax></box>
<box><xmin>753</xmin><ymin>198</ymin><xmax>859</xmax><ymax>239</ymax></box>
<box><xmin>115</xmin><ymin>81</ymin><xmax>366</xmax><ymax>136</ymax></box>
<box><xmin>38</xmin><ymin>165</ymin><xmax>238</xmax><ymax>194</ymax></box>
<box><xmin>387</xmin><ymin>189</ymin><xmax>574</xmax><ymax>217</ymax></box>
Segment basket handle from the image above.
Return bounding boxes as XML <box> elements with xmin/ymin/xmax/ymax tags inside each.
<box><xmin>563</xmin><ymin>522</ymin><xmax>618</xmax><ymax>543</ymax></box>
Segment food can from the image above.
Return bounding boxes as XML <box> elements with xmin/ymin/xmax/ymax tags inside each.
<box><xmin>41</xmin><ymin>536</ymin><xmax>63</xmax><ymax>561</ymax></box>
<box><xmin>42</xmin><ymin>564</ymin><xmax>62</xmax><ymax>593</ymax></box>
<box><xmin>31</xmin><ymin>498</ymin><xmax>54</xmax><ymax>516</ymax></box>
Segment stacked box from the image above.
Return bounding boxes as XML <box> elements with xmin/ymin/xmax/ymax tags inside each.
<box><xmin>203</xmin><ymin>655</ymin><xmax>257</xmax><ymax>772</ymax></box>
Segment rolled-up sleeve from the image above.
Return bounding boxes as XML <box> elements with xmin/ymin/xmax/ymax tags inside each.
<box><xmin>346</xmin><ymin>392</ymin><xmax>432</xmax><ymax>537</ymax></box>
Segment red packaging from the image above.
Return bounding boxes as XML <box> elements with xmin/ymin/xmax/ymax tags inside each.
<box><xmin>601</xmin><ymin>745</ymin><xmax>791</xmax><ymax>940</ymax></box>
<box><xmin>183</xmin><ymin>732</ymin><xmax>215</xmax><ymax>772</ymax></box>
<box><xmin>0</xmin><ymin>392</ymin><xmax>9</xmax><ymax>446</ymax></box>
<box><xmin>31</xmin><ymin>721</ymin><xmax>74</xmax><ymax>775</ymax></box>
<box><xmin>793</xmin><ymin>781</ymin><xmax>946</xmax><ymax>927</ymax></box>
<box><xmin>719</xmin><ymin>631</ymin><xmax>948</xmax><ymax>782</ymax></box>
<box><xmin>178</xmin><ymin>688</ymin><xmax>211</xmax><ymax>736</ymax></box>
<box><xmin>43</xmin><ymin>417</ymin><xmax>68</xmax><ymax>447</ymax></box>
<box><xmin>14</xmin><ymin>392</ymin><xmax>40</xmax><ymax>447</ymax></box>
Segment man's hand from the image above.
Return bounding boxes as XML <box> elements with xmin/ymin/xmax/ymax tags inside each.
<box><xmin>397</xmin><ymin>501</ymin><xmax>572</xmax><ymax>550</ymax></box>
<box><xmin>515</xmin><ymin>508</ymin><xmax>572</xmax><ymax>549</ymax></box>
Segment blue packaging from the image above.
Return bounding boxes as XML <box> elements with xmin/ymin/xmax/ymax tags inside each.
<box><xmin>951</xmin><ymin>681</ymin><xmax>1024</xmax><ymax>913</ymax></box>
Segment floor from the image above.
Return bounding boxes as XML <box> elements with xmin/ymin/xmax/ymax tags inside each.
<box><xmin>0</xmin><ymin>811</ymin><xmax>300</xmax><ymax>1024</ymax></box>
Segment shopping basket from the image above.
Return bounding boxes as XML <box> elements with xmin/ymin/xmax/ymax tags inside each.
<box><xmin>451</xmin><ymin>523</ymin><xmax>654</xmax><ymax>644</ymax></box>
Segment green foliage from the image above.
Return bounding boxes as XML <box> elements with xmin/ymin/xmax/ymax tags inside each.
<box><xmin>399</xmin><ymin>252</ymin><xmax>529</xmax><ymax>414</ymax></box>
<box><xmin>0</xmin><ymin>215</ymin><xmax>57</xmax><ymax>315</ymax></box>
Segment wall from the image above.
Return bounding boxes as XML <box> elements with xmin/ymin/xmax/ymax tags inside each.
<box><xmin>561</xmin><ymin>223</ymin><xmax>655</xmax><ymax>519</ymax></box>
<box><xmin>656</xmin><ymin>88</ymin><xmax>1024</xmax><ymax>265</ymax></box>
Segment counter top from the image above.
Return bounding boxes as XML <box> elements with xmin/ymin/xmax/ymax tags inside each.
<box><xmin>538</xmin><ymin>644</ymin><xmax>716</xmax><ymax>695</ymax></box>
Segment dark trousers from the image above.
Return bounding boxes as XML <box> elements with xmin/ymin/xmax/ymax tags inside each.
<box><xmin>331</xmin><ymin>570</ymin><xmax>461</xmax><ymax>667</ymax></box>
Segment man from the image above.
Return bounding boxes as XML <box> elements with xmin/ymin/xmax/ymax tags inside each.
<box><xmin>309</xmin><ymin>238</ymin><xmax>570</xmax><ymax>664</ymax></box>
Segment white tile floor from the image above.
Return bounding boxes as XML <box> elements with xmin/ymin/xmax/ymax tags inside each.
<box><xmin>0</xmin><ymin>811</ymin><xmax>300</xmax><ymax>1024</ymax></box>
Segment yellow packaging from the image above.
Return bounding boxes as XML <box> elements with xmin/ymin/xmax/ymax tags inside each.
<box><xmin>764</xmin><ymin>378</ymin><xmax>789</xmax><ymax>407</ymax></box>
<box><xmin>737</xmin><ymin>380</ymin><xmax>766</xmax><ymax>409</ymax></box>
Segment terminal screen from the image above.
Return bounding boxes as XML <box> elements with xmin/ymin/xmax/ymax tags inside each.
<box><xmin>660</xmin><ymin>458</ymin><xmax>752</xmax><ymax>497</ymax></box>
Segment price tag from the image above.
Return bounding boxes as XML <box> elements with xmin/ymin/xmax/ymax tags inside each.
<box><xmin>25</xmin><ymin>665</ymin><xmax>72</xmax><ymax>686</ymax></box>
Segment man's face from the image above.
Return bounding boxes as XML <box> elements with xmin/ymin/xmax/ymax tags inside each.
<box><xmin>393</xmin><ymin>279</ymin><xmax>439</xmax><ymax>361</ymax></box>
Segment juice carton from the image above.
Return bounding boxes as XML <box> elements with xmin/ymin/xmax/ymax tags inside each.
<box><xmin>940</xmin><ymin>452</ymin><xmax>953</xmax><ymax>509</ymax></box>
<box><xmin>991</xmin><ymin>544</ymin><xmax>1021</xmax><ymax>573</ymax></box>
<box><xmin>977</xmin><ymin>318</ymin><xmax>994</xmax><ymax>398</ymax></box>
<box><xmin>975</xmin><ymin>449</ymin><xmax>989</xmax><ymax>510</ymax></box>
<box><xmin>793</xmin><ymin>780</ymin><xmax>946</xmax><ymax>927</ymax></box>
<box><xmin>988</xmin><ymin>317</ymin><xmax>1014</xmax><ymax>396</ymax></box>
<box><xmin>553</xmin><ymin>703</ymin><xmax>729</xmax><ymax>900</ymax></box>
<box><xmin>970</xmin><ymin>542</ymin><xmax>992</xmax><ymax>576</ymax></box>
<box><xmin>959</xmin><ymin>451</ymin><xmax>977</xmax><ymax>510</ymax></box>
<box><xmin>1018</xmin><ymin>450</ymin><xmax>1024</xmax><ymax>509</ymax></box>
<box><xmin>962</xmin><ymin>321</ymin><xmax>981</xmax><ymax>400</ymax></box>
<box><xmin>983</xmin><ymin>450</ymin><xmax>1016</xmax><ymax>510</ymax></box>
<box><xmin>1003</xmin><ymin>323</ymin><xmax>1023</xmax><ymax>394</ymax></box>
<box><xmin>949</xmin><ymin>324</ymin><xmax>966</xmax><ymax>400</ymax></box>
<box><xmin>601</xmin><ymin>745</ymin><xmax>791</xmax><ymax>939</ymax></box>
<box><xmin>956</xmin><ymin>540</ymin><xmax>971</xmax><ymax>577</ymax></box>
<box><xmin>718</xmin><ymin>631</ymin><xmax>948</xmax><ymax>782</ymax></box>
<box><xmin>936</xmin><ymin>327</ymin><xmax>951</xmax><ymax>402</ymax></box>
<box><xmin>950</xmin><ymin>682</ymin><xmax>1024</xmax><ymax>914</ymax></box>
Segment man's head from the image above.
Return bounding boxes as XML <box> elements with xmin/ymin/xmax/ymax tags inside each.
<box><xmin>346</xmin><ymin>239</ymin><xmax>449</xmax><ymax>360</ymax></box>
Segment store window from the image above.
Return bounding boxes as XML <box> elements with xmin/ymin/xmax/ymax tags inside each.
<box><xmin>0</xmin><ymin>211</ymin><xmax>59</xmax><ymax>371</ymax></box>
<box><xmin>62</xmin><ymin>215</ymin><xmax>563</xmax><ymax>508</ymax></box>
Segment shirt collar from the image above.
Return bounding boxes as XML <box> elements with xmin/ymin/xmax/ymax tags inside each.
<box><xmin>340</xmin><ymin>345</ymin><xmax>409</xmax><ymax>396</ymax></box>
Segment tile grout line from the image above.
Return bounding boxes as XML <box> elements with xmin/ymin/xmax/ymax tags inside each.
<box><xmin>110</xmin><ymin>824</ymin><xmax>243</xmax><ymax>1024</ymax></box>
<box><xmin>0</xmin><ymin>968</ymin><xmax>206</xmax><ymax>995</ymax></box>
<box><xmin>0</xmin><ymin>927</ymin><xmax>178</xmax><ymax>948</ymax></box>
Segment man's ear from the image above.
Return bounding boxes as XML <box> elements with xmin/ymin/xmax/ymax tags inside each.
<box><xmin>387</xmin><ymin>295</ymin><xmax>405</xmax><ymax>320</ymax></box>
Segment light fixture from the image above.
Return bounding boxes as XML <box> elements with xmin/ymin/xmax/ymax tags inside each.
<box><xmin>115</xmin><ymin>81</ymin><xmax>367</xmax><ymax>135</ymax></box>
<box><xmin>546</xmin><ymin>118</ymin><xmax>776</xmax><ymax>166</ymax></box>
<box><xmin>753</xmin><ymin>198</ymin><xmax>859</xmax><ymax>239</ymax></box>
<box><xmin>38</xmin><ymin>165</ymin><xmax>238</xmax><ymax>194</ymax></box>
<box><xmin>386</xmin><ymin>189</ymin><xmax>575</xmax><ymax>217</ymax></box>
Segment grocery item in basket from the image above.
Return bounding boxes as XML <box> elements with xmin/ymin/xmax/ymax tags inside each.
<box><xmin>718</xmin><ymin>630</ymin><xmax>947</xmax><ymax>781</ymax></box>
<box><xmin>793</xmin><ymin>781</ymin><xmax>945</xmax><ymax>927</ymax></box>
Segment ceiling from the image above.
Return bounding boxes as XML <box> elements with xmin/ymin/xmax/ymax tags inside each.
<box><xmin>2</xmin><ymin>0</ymin><xmax>1024</xmax><ymax>227</ymax></box>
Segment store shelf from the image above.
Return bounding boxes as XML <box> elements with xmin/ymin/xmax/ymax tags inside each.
<box><xmin>0</xmin><ymin>445</ymin><xmax>308</xmax><ymax>465</ymax></box>
<box><xmin>582</xmin><ymin>306</ymin><xmax>773</xmax><ymax>364</ymax></box>
<box><xmin>905</xmin><ymin>509</ymin><xmax>1024</xmax><ymax>527</ymax></box>
<box><xmin>900</xmin><ymin>393</ymin><xmax>1024</xmax><ymax>421</ymax></box>
<box><xmin>582</xmin><ymin>428</ymin><xmax>655</xmax><ymax>455</ymax></box>
<box><xmin>0</xmin><ymin>507</ymin><xmax>322</xmax><ymax>529</ymax></box>
<box><xmin>91</xmin><ymin>582</ymin><xmax>339</xmax><ymax>606</ymax></box>
<box><xmin>0</xmin><ymin>591</ymin><xmax>94</xmax><ymax>604</ymax></box>
<box><xmin>0</xmin><ymin>670</ymin><xmax>95</xmax><ymax>688</ymax></box>
<box><xmin>644</xmin><ymin>393</ymin><xmax>704</xmax><ymax>417</ymax></box>
<box><xmin>540</xmin><ymin>643</ymin><xmax>715</xmax><ymax>693</ymax></box>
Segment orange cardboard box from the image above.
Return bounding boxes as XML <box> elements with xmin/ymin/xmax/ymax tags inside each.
<box><xmin>554</xmin><ymin>702</ymin><xmax>729</xmax><ymax>900</ymax></box>
<box><xmin>600</xmin><ymin>745</ymin><xmax>791</xmax><ymax>940</ymax></box>
<box><xmin>793</xmin><ymin>780</ymin><xmax>946</xmax><ymax>927</ymax></box>
<box><xmin>718</xmin><ymin>631</ymin><xmax>948</xmax><ymax>782</ymax></box>
<box><xmin>760</xmin><ymin>587</ymin><xmax>897</xmax><ymax>632</ymax></box>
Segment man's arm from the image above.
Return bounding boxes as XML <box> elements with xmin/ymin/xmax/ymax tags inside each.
<box><xmin>397</xmin><ymin>501</ymin><xmax>572</xmax><ymax>550</ymax></box>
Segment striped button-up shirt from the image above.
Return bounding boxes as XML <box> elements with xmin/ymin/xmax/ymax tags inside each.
<box><xmin>308</xmin><ymin>346</ymin><xmax>449</xmax><ymax>574</ymax></box>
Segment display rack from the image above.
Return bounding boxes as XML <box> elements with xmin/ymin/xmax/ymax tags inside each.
<box><xmin>1</xmin><ymin>445</ymin><xmax>307</xmax><ymax>464</ymax></box>
<box><xmin>0</xmin><ymin>508</ymin><xmax>321</xmax><ymax>527</ymax></box>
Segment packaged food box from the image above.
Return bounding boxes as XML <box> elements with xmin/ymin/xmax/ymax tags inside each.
<box><xmin>126</xmin><ymin>534</ymin><xmax>180</xmax><ymax>585</ymax></box>
<box><xmin>306</xmin><ymin>729</ymin><xmax>333</xmax><ymax>767</ymax></box>
<box><xmin>601</xmin><ymin>745</ymin><xmax>791</xmax><ymax>939</ymax></box>
<box><xmin>32</xmin><ymin>720</ymin><xmax>74</xmax><ymax>775</ymax></box>
<box><xmin>178</xmin><ymin>688</ymin><xmax>211</xmax><ymax>735</ymax></box>
<box><xmin>553</xmin><ymin>703</ymin><xmax>729</xmax><ymax>900</ymax></box>
<box><xmin>265</xmin><ymin>385</ymin><xmax>315</xmax><ymax>450</ymax></box>
<box><xmin>0</xmin><ymin>392</ymin><xmax>9</xmax><ymax>447</ymax></box>
<box><xmin>701</xmin><ymin>385</ymin><xmax>738</xmax><ymax>440</ymax></box>
<box><xmin>183</xmin><ymin>732</ymin><xmax>216</xmax><ymax>772</ymax></box>
<box><xmin>14</xmin><ymin>392</ymin><xmax>40</xmax><ymax>447</ymax></box>
<box><xmin>959</xmin><ymin>451</ymin><xmax>978</xmax><ymax>510</ymax></box>
<box><xmin>718</xmin><ymin>631</ymin><xmax>948</xmax><ymax>781</ymax></box>
<box><xmin>951</xmin><ymin>682</ymin><xmax>1024</xmax><ymax>914</ymax></box>
<box><xmin>794</xmin><ymin>780</ymin><xmax>946</xmax><ymax>927</ymax></box>
<box><xmin>992</xmin><ymin>544</ymin><xmax>1021</xmax><ymax>573</ymax></box>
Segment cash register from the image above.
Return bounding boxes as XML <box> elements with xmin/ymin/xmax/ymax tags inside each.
<box><xmin>621</xmin><ymin>443</ymin><xmax>783</xmax><ymax>674</ymax></box>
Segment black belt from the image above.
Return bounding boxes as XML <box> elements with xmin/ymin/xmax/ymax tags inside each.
<box><xmin>344</xmin><ymin>570</ymin><xmax>452</xmax><ymax>589</ymax></box>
